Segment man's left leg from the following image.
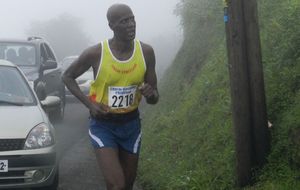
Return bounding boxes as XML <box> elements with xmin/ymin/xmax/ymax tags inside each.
<box><xmin>119</xmin><ymin>149</ymin><xmax>139</xmax><ymax>190</ymax></box>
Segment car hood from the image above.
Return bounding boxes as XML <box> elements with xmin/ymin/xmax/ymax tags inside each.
<box><xmin>0</xmin><ymin>106</ymin><xmax>45</xmax><ymax>139</ymax></box>
<box><xmin>19</xmin><ymin>66</ymin><xmax>39</xmax><ymax>81</ymax></box>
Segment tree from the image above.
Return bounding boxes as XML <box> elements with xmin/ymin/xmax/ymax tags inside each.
<box><xmin>26</xmin><ymin>13</ymin><xmax>91</xmax><ymax>61</ymax></box>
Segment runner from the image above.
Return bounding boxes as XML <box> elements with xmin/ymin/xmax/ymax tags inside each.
<box><xmin>62</xmin><ymin>3</ymin><xmax>159</xmax><ymax>190</ymax></box>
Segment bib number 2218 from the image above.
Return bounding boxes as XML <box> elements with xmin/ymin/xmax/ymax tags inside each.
<box><xmin>109</xmin><ymin>86</ymin><xmax>136</xmax><ymax>109</ymax></box>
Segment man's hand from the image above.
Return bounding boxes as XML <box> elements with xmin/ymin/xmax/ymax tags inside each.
<box><xmin>139</xmin><ymin>83</ymin><xmax>155</xmax><ymax>98</ymax></box>
<box><xmin>139</xmin><ymin>83</ymin><xmax>158</xmax><ymax>104</ymax></box>
<box><xmin>89</xmin><ymin>102</ymin><xmax>110</xmax><ymax>118</ymax></box>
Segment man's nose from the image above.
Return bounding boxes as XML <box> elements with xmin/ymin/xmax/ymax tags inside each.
<box><xmin>128</xmin><ymin>20</ymin><xmax>135</xmax><ymax>27</ymax></box>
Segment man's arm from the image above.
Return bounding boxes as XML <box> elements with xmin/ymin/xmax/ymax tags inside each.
<box><xmin>62</xmin><ymin>44</ymin><xmax>109</xmax><ymax>115</ymax></box>
<box><xmin>140</xmin><ymin>42</ymin><xmax>159</xmax><ymax>104</ymax></box>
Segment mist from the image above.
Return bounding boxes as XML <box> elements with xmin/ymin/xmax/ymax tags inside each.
<box><xmin>0</xmin><ymin>0</ymin><xmax>182</xmax><ymax>78</ymax></box>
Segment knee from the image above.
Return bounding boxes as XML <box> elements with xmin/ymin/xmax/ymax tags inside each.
<box><xmin>107</xmin><ymin>180</ymin><xmax>126</xmax><ymax>190</ymax></box>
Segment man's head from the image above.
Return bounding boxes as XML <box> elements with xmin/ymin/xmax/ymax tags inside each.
<box><xmin>19</xmin><ymin>47</ymin><xmax>28</xmax><ymax>58</ymax></box>
<box><xmin>107</xmin><ymin>4</ymin><xmax>136</xmax><ymax>41</ymax></box>
<box><xmin>6</xmin><ymin>49</ymin><xmax>17</xmax><ymax>62</ymax></box>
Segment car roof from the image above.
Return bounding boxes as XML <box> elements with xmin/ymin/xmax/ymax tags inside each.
<box><xmin>0</xmin><ymin>59</ymin><xmax>17</xmax><ymax>67</ymax></box>
<box><xmin>0</xmin><ymin>37</ymin><xmax>46</xmax><ymax>45</ymax></box>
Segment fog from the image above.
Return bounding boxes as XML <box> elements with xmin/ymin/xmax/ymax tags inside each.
<box><xmin>0</xmin><ymin>0</ymin><xmax>182</xmax><ymax>78</ymax></box>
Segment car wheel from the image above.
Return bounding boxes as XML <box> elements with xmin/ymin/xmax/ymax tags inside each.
<box><xmin>33</xmin><ymin>169</ymin><xmax>59</xmax><ymax>190</ymax></box>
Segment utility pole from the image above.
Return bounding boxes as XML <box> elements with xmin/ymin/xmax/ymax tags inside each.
<box><xmin>223</xmin><ymin>0</ymin><xmax>270</xmax><ymax>187</ymax></box>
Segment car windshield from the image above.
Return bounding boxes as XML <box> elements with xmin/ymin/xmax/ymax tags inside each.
<box><xmin>61</xmin><ymin>57</ymin><xmax>77</xmax><ymax>71</ymax></box>
<box><xmin>61</xmin><ymin>56</ymin><xmax>93</xmax><ymax>73</ymax></box>
<box><xmin>0</xmin><ymin>66</ymin><xmax>36</xmax><ymax>106</ymax></box>
<box><xmin>0</xmin><ymin>43</ymin><xmax>36</xmax><ymax>66</ymax></box>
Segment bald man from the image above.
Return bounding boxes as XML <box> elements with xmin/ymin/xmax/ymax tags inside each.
<box><xmin>63</xmin><ymin>4</ymin><xmax>159</xmax><ymax>190</ymax></box>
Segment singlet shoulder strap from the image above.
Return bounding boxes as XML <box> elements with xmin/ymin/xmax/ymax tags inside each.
<box><xmin>136</xmin><ymin>39</ymin><xmax>147</xmax><ymax>71</ymax></box>
<box><xmin>95</xmin><ymin>41</ymin><xmax>105</xmax><ymax>80</ymax></box>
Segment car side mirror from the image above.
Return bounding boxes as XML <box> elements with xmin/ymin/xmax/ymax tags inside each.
<box><xmin>41</xmin><ymin>60</ymin><xmax>57</xmax><ymax>71</ymax></box>
<box><xmin>40</xmin><ymin>96</ymin><xmax>61</xmax><ymax>113</ymax></box>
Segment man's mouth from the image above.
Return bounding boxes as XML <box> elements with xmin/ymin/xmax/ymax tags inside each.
<box><xmin>128</xmin><ymin>31</ymin><xmax>135</xmax><ymax>36</ymax></box>
<box><xmin>127</xmin><ymin>31</ymin><xmax>135</xmax><ymax>39</ymax></box>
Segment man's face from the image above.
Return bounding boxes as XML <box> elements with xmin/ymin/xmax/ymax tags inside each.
<box><xmin>111</xmin><ymin>11</ymin><xmax>136</xmax><ymax>41</ymax></box>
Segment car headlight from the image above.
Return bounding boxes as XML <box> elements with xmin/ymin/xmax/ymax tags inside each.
<box><xmin>24</xmin><ymin>123</ymin><xmax>54</xmax><ymax>149</ymax></box>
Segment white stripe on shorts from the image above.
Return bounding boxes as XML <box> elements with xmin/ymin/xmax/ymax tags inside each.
<box><xmin>133</xmin><ymin>132</ymin><xmax>142</xmax><ymax>153</ymax></box>
<box><xmin>89</xmin><ymin>129</ymin><xmax>104</xmax><ymax>147</ymax></box>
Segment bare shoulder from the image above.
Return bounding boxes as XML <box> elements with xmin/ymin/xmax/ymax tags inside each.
<box><xmin>140</xmin><ymin>41</ymin><xmax>155</xmax><ymax>67</ymax></box>
<box><xmin>78</xmin><ymin>43</ymin><xmax>102</xmax><ymax>67</ymax></box>
<box><xmin>63</xmin><ymin>43</ymin><xmax>102</xmax><ymax>79</ymax></box>
<box><xmin>140</xmin><ymin>41</ymin><xmax>154</xmax><ymax>57</ymax></box>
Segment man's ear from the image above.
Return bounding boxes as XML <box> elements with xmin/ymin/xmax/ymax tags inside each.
<box><xmin>109</xmin><ymin>22</ymin><xmax>115</xmax><ymax>30</ymax></box>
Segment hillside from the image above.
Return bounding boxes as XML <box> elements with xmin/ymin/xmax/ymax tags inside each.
<box><xmin>138</xmin><ymin>0</ymin><xmax>300</xmax><ymax>189</ymax></box>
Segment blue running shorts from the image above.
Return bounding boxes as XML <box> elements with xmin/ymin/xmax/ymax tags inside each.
<box><xmin>89</xmin><ymin>117</ymin><xmax>142</xmax><ymax>154</ymax></box>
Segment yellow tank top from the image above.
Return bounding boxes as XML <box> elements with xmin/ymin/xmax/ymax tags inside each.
<box><xmin>89</xmin><ymin>39</ymin><xmax>146</xmax><ymax>114</ymax></box>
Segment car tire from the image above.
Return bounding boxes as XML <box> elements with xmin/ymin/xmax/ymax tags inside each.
<box><xmin>32</xmin><ymin>169</ymin><xmax>59</xmax><ymax>190</ymax></box>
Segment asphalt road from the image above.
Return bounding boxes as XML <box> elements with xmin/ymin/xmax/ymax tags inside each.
<box><xmin>55</xmin><ymin>99</ymin><xmax>142</xmax><ymax>190</ymax></box>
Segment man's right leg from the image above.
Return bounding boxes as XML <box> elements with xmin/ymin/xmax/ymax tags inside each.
<box><xmin>95</xmin><ymin>148</ymin><xmax>125</xmax><ymax>190</ymax></box>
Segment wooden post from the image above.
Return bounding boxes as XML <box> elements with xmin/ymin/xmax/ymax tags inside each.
<box><xmin>224</xmin><ymin>0</ymin><xmax>254</xmax><ymax>186</ymax></box>
<box><xmin>224</xmin><ymin>0</ymin><xmax>270</xmax><ymax>187</ymax></box>
<box><xmin>242</xmin><ymin>0</ymin><xmax>270</xmax><ymax>167</ymax></box>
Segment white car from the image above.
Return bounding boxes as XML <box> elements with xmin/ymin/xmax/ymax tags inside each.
<box><xmin>60</xmin><ymin>55</ymin><xmax>93</xmax><ymax>98</ymax></box>
<box><xmin>0</xmin><ymin>60</ymin><xmax>59</xmax><ymax>189</ymax></box>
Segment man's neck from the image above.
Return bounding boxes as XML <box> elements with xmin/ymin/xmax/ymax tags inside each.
<box><xmin>109</xmin><ymin>37</ymin><xmax>134</xmax><ymax>52</ymax></box>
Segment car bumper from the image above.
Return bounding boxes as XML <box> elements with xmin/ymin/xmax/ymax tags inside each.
<box><xmin>0</xmin><ymin>146</ymin><xmax>57</xmax><ymax>189</ymax></box>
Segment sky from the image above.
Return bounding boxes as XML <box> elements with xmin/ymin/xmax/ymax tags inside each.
<box><xmin>0</xmin><ymin>0</ymin><xmax>182</xmax><ymax>43</ymax></box>
<box><xmin>0</xmin><ymin>0</ymin><xmax>183</xmax><ymax>77</ymax></box>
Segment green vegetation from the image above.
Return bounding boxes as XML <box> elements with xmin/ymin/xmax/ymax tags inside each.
<box><xmin>138</xmin><ymin>0</ymin><xmax>300</xmax><ymax>189</ymax></box>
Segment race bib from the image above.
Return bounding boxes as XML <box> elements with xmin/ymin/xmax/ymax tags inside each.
<box><xmin>108</xmin><ymin>86</ymin><xmax>137</xmax><ymax>109</ymax></box>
